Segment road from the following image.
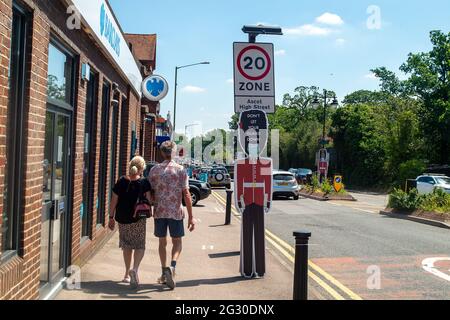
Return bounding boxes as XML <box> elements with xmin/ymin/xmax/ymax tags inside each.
<box><xmin>212</xmin><ymin>189</ymin><xmax>450</xmax><ymax>300</ymax></box>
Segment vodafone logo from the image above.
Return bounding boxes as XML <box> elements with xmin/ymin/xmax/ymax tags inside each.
<box><xmin>237</xmin><ymin>45</ymin><xmax>272</xmax><ymax>81</ymax></box>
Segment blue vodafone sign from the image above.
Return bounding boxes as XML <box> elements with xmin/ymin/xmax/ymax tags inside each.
<box><xmin>142</xmin><ymin>75</ymin><xmax>169</xmax><ymax>101</ymax></box>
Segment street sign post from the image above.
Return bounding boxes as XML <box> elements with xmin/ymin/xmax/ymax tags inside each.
<box><xmin>334</xmin><ymin>176</ymin><xmax>343</xmax><ymax>193</ymax></box>
<box><xmin>317</xmin><ymin>148</ymin><xmax>330</xmax><ymax>182</ymax></box>
<box><xmin>234</xmin><ymin>42</ymin><xmax>275</xmax><ymax>113</ymax></box>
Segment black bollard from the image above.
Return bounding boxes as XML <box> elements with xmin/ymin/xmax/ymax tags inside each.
<box><xmin>293</xmin><ymin>231</ymin><xmax>312</xmax><ymax>300</ymax></box>
<box><xmin>225</xmin><ymin>189</ymin><xmax>233</xmax><ymax>225</ymax></box>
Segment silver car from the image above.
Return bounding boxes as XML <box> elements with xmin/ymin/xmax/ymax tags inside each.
<box><xmin>273</xmin><ymin>171</ymin><xmax>300</xmax><ymax>200</ymax></box>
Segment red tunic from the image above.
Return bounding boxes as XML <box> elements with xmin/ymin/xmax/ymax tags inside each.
<box><xmin>235</xmin><ymin>157</ymin><xmax>272</xmax><ymax>209</ymax></box>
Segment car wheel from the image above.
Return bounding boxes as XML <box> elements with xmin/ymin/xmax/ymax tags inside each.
<box><xmin>191</xmin><ymin>191</ymin><xmax>199</xmax><ymax>206</ymax></box>
<box><xmin>294</xmin><ymin>195</ymin><xmax>300</xmax><ymax>200</ymax></box>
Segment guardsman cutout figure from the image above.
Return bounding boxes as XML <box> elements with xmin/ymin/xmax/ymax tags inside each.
<box><xmin>234</xmin><ymin>110</ymin><xmax>273</xmax><ymax>278</ymax></box>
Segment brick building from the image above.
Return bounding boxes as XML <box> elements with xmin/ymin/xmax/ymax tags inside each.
<box><xmin>0</xmin><ymin>0</ymin><xmax>158</xmax><ymax>299</ymax></box>
<box><xmin>124</xmin><ymin>33</ymin><xmax>159</xmax><ymax>163</ymax></box>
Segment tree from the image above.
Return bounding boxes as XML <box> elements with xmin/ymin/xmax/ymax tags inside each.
<box><xmin>373</xmin><ymin>31</ymin><xmax>450</xmax><ymax>165</ymax></box>
<box><xmin>331</xmin><ymin>104</ymin><xmax>388</xmax><ymax>187</ymax></box>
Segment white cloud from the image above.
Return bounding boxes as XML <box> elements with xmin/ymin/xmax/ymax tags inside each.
<box><xmin>284</xmin><ymin>12</ymin><xmax>344</xmax><ymax>38</ymax></box>
<box><xmin>275</xmin><ymin>49</ymin><xmax>286</xmax><ymax>56</ymax></box>
<box><xmin>364</xmin><ymin>73</ymin><xmax>378</xmax><ymax>80</ymax></box>
<box><xmin>335</xmin><ymin>38</ymin><xmax>346</xmax><ymax>46</ymax></box>
<box><xmin>316</xmin><ymin>12</ymin><xmax>344</xmax><ymax>26</ymax></box>
<box><xmin>182</xmin><ymin>85</ymin><xmax>206</xmax><ymax>93</ymax></box>
<box><xmin>284</xmin><ymin>24</ymin><xmax>333</xmax><ymax>36</ymax></box>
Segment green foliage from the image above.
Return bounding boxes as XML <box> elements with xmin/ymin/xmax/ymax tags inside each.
<box><xmin>420</xmin><ymin>188</ymin><xmax>450</xmax><ymax>213</ymax></box>
<box><xmin>389</xmin><ymin>188</ymin><xmax>450</xmax><ymax>214</ymax></box>
<box><xmin>396</xmin><ymin>160</ymin><xmax>427</xmax><ymax>187</ymax></box>
<box><xmin>388</xmin><ymin>188</ymin><xmax>423</xmax><ymax>211</ymax></box>
<box><xmin>321</xmin><ymin>179</ymin><xmax>333</xmax><ymax>195</ymax></box>
<box><xmin>331</xmin><ymin>103</ymin><xmax>388</xmax><ymax>187</ymax></box>
<box><xmin>311</xmin><ymin>174</ymin><xmax>320</xmax><ymax>192</ymax></box>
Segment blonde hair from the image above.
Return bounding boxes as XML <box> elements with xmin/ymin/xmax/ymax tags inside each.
<box><xmin>129</xmin><ymin>156</ymin><xmax>146</xmax><ymax>176</ymax></box>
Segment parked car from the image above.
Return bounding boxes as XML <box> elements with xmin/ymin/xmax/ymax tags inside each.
<box><xmin>144</xmin><ymin>162</ymin><xmax>211</xmax><ymax>206</ymax></box>
<box><xmin>416</xmin><ymin>174</ymin><xmax>450</xmax><ymax>195</ymax></box>
<box><xmin>184</xmin><ymin>179</ymin><xmax>212</xmax><ymax>206</ymax></box>
<box><xmin>295</xmin><ymin>168</ymin><xmax>313</xmax><ymax>184</ymax></box>
<box><xmin>273</xmin><ymin>171</ymin><xmax>300</xmax><ymax>200</ymax></box>
<box><xmin>208</xmin><ymin>167</ymin><xmax>232</xmax><ymax>189</ymax></box>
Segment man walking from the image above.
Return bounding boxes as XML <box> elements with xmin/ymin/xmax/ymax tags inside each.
<box><xmin>149</xmin><ymin>141</ymin><xmax>195</xmax><ymax>289</ymax></box>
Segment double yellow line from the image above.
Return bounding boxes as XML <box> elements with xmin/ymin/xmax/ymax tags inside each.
<box><xmin>211</xmin><ymin>191</ymin><xmax>363</xmax><ymax>301</ymax></box>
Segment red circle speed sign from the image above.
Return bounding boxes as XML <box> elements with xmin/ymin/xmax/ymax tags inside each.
<box><xmin>237</xmin><ymin>45</ymin><xmax>272</xmax><ymax>81</ymax></box>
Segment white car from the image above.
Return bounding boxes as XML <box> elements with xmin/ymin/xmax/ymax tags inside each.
<box><xmin>273</xmin><ymin>171</ymin><xmax>300</xmax><ymax>200</ymax></box>
<box><xmin>416</xmin><ymin>175</ymin><xmax>450</xmax><ymax>195</ymax></box>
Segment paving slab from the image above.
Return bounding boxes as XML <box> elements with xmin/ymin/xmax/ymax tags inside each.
<box><xmin>55</xmin><ymin>195</ymin><xmax>296</xmax><ymax>300</ymax></box>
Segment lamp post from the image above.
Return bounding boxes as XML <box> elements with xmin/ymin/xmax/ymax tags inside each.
<box><xmin>173</xmin><ymin>62</ymin><xmax>210</xmax><ymax>133</ymax></box>
<box><xmin>312</xmin><ymin>89</ymin><xmax>339</xmax><ymax>149</ymax></box>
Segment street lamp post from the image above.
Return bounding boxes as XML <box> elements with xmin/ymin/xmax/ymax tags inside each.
<box><xmin>313</xmin><ymin>89</ymin><xmax>339</xmax><ymax>149</ymax></box>
<box><xmin>173</xmin><ymin>62</ymin><xmax>210</xmax><ymax>133</ymax></box>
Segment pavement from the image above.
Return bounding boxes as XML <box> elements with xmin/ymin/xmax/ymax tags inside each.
<box><xmin>55</xmin><ymin>193</ymin><xmax>298</xmax><ymax>300</ymax></box>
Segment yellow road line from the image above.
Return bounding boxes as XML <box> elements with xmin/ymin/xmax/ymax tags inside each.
<box><xmin>308</xmin><ymin>260</ymin><xmax>363</xmax><ymax>301</ymax></box>
<box><xmin>265</xmin><ymin>235</ymin><xmax>345</xmax><ymax>300</ymax></box>
<box><xmin>212</xmin><ymin>190</ymin><xmax>363</xmax><ymax>301</ymax></box>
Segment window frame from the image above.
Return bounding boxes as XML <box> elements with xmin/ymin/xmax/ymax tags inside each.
<box><xmin>1</xmin><ymin>2</ymin><xmax>30</xmax><ymax>263</ymax></box>
<box><xmin>47</xmin><ymin>38</ymin><xmax>76</xmax><ymax>111</ymax></box>
<box><xmin>81</xmin><ymin>69</ymin><xmax>98</xmax><ymax>241</ymax></box>
<box><xmin>97</xmin><ymin>81</ymin><xmax>111</xmax><ymax>227</ymax></box>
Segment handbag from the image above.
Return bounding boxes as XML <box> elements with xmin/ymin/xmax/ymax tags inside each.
<box><xmin>133</xmin><ymin>180</ymin><xmax>152</xmax><ymax>219</ymax></box>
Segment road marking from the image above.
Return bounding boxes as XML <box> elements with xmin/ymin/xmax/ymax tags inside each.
<box><xmin>212</xmin><ymin>191</ymin><xmax>363</xmax><ymax>300</ymax></box>
<box><xmin>422</xmin><ymin>257</ymin><xmax>450</xmax><ymax>282</ymax></box>
<box><xmin>328</xmin><ymin>201</ymin><xmax>379</xmax><ymax>214</ymax></box>
<box><xmin>265</xmin><ymin>235</ymin><xmax>345</xmax><ymax>300</ymax></box>
<box><xmin>265</xmin><ymin>230</ymin><xmax>363</xmax><ymax>301</ymax></box>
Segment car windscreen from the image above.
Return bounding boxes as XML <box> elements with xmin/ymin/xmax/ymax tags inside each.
<box><xmin>273</xmin><ymin>174</ymin><xmax>295</xmax><ymax>181</ymax></box>
<box><xmin>211</xmin><ymin>169</ymin><xmax>227</xmax><ymax>174</ymax></box>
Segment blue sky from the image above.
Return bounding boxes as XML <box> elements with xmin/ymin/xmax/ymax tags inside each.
<box><xmin>109</xmin><ymin>0</ymin><xmax>450</xmax><ymax>136</ymax></box>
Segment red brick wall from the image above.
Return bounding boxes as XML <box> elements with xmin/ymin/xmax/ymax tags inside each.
<box><xmin>0</xmin><ymin>0</ymin><xmax>142</xmax><ymax>300</ymax></box>
<box><xmin>0</xmin><ymin>0</ymin><xmax>12</xmax><ymax>259</ymax></box>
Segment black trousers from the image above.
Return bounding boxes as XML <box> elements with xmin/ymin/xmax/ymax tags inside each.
<box><xmin>241</xmin><ymin>203</ymin><xmax>265</xmax><ymax>278</ymax></box>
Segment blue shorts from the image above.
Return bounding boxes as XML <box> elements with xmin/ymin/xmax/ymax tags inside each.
<box><xmin>154</xmin><ymin>218</ymin><xmax>185</xmax><ymax>238</ymax></box>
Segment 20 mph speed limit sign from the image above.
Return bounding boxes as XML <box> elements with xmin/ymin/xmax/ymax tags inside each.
<box><xmin>234</xmin><ymin>42</ymin><xmax>275</xmax><ymax>113</ymax></box>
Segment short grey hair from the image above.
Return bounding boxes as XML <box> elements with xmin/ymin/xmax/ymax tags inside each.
<box><xmin>160</xmin><ymin>141</ymin><xmax>177</xmax><ymax>156</ymax></box>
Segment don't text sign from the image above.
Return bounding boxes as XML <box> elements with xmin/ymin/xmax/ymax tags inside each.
<box><xmin>234</xmin><ymin>42</ymin><xmax>275</xmax><ymax>113</ymax></box>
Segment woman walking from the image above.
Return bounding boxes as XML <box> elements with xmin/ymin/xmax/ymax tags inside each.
<box><xmin>109</xmin><ymin>156</ymin><xmax>151</xmax><ymax>289</ymax></box>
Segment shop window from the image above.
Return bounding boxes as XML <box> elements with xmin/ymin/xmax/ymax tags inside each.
<box><xmin>47</xmin><ymin>42</ymin><xmax>74</xmax><ymax>108</ymax></box>
<box><xmin>81</xmin><ymin>71</ymin><xmax>98</xmax><ymax>239</ymax></box>
<box><xmin>97</xmin><ymin>82</ymin><xmax>111</xmax><ymax>226</ymax></box>
<box><xmin>1</xmin><ymin>3</ymin><xmax>29</xmax><ymax>260</ymax></box>
<box><xmin>118</xmin><ymin>97</ymin><xmax>128</xmax><ymax>177</ymax></box>
<box><xmin>109</xmin><ymin>94</ymin><xmax>120</xmax><ymax>199</ymax></box>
